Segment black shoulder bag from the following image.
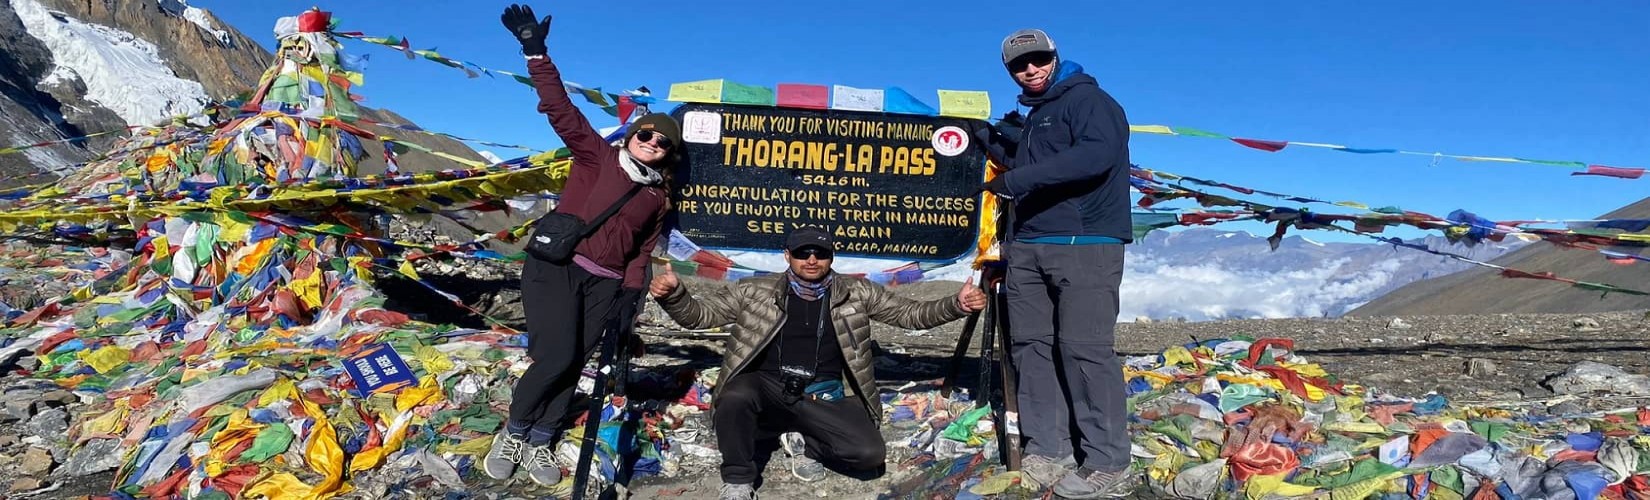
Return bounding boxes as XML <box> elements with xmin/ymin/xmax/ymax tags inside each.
<box><xmin>525</xmin><ymin>184</ymin><xmax>644</xmax><ymax>263</ymax></box>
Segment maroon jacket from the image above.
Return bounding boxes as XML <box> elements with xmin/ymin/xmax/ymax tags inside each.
<box><xmin>528</xmin><ymin>56</ymin><xmax>668</xmax><ymax>290</ymax></box>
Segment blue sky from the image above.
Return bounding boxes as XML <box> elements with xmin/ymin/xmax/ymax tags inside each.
<box><xmin>199</xmin><ymin>1</ymin><xmax>1650</xmax><ymax>243</ymax></box>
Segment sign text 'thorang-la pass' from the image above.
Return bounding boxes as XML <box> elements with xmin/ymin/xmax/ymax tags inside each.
<box><xmin>669</xmin><ymin>103</ymin><xmax>987</xmax><ymax>261</ymax></box>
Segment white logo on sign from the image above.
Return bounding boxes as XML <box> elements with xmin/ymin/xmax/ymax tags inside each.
<box><xmin>682</xmin><ymin>111</ymin><xmax>722</xmax><ymax>144</ymax></box>
<box><xmin>932</xmin><ymin>126</ymin><xmax>969</xmax><ymax>157</ymax></box>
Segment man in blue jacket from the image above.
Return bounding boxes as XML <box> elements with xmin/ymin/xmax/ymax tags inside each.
<box><xmin>976</xmin><ymin>29</ymin><xmax>1135</xmax><ymax>499</ymax></box>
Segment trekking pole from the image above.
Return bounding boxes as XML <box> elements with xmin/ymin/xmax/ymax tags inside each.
<box><xmin>992</xmin><ymin>274</ymin><xmax>1022</xmax><ymax>471</ymax></box>
<box><xmin>600</xmin><ymin>306</ymin><xmax>641</xmax><ymax>500</ymax></box>
<box><xmin>572</xmin><ymin>300</ymin><xmax>631</xmax><ymax>500</ymax></box>
<box><xmin>976</xmin><ymin>267</ymin><xmax>1000</xmax><ymax>415</ymax></box>
<box><xmin>940</xmin><ymin>271</ymin><xmax>984</xmax><ymax>398</ymax></box>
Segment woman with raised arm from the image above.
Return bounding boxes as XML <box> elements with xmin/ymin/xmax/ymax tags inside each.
<box><xmin>482</xmin><ymin>3</ymin><xmax>681</xmax><ymax>487</ymax></box>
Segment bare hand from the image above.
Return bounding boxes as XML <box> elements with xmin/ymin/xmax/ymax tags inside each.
<box><xmin>650</xmin><ymin>264</ymin><xmax>680</xmax><ymax>299</ymax></box>
<box><xmin>957</xmin><ymin>276</ymin><xmax>987</xmax><ymax>312</ymax></box>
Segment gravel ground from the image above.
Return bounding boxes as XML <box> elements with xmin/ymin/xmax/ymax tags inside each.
<box><xmin>3</xmin><ymin>272</ymin><xmax>1646</xmax><ymax>499</ymax></box>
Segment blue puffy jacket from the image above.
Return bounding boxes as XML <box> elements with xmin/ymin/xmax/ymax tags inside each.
<box><xmin>980</xmin><ymin>61</ymin><xmax>1132</xmax><ymax>243</ymax></box>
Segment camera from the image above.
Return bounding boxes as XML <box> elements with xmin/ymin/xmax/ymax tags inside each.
<box><xmin>780</xmin><ymin>365</ymin><xmax>815</xmax><ymax>398</ymax></box>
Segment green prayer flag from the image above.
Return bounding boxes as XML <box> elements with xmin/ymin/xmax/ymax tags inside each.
<box><xmin>1171</xmin><ymin>126</ymin><xmax>1227</xmax><ymax>138</ymax></box>
<box><xmin>942</xmin><ymin>405</ymin><xmax>993</xmax><ymax>442</ymax></box>
<box><xmin>241</xmin><ymin>423</ymin><xmax>295</xmax><ymax>462</ymax></box>
<box><xmin>722</xmin><ymin>81</ymin><xmax>777</xmax><ymax>106</ymax></box>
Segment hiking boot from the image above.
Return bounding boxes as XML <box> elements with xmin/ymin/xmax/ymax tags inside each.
<box><xmin>1053</xmin><ymin>467</ymin><xmax>1138</xmax><ymax>499</ymax></box>
<box><xmin>720</xmin><ymin>482</ymin><xmax>758</xmax><ymax>500</ymax></box>
<box><xmin>780</xmin><ymin>432</ymin><xmax>828</xmax><ymax>482</ymax></box>
<box><xmin>1020</xmin><ymin>454</ymin><xmax>1077</xmax><ymax>489</ymax></box>
<box><xmin>483</xmin><ymin>432</ymin><xmax>528</xmax><ymax>480</ymax></box>
<box><xmin>523</xmin><ymin>443</ymin><xmax>564</xmax><ymax>487</ymax></box>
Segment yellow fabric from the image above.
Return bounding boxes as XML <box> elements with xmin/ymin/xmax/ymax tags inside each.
<box><xmin>79</xmin><ymin>345</ymin><xmax>132</xmax><ymax>374</ymax></box>
<box><xmin>1245</xmin><ymin>473</ymin><xmax>1317</xmax><ymax>500</ymax></box>
<box><xmin>415</xmin><ymin>346</ymin><xmax>455</xmax><ymax>375</ymax></box>
<box><xmin>1130</xmin><ymin>124</ymin><xmax>1175</xmax><ymax>135</ymax></box>
<box><xmin>348</xmin><ymin>410</ymin><xmax>413</xmax><ymax>473</ymax></box>
<box><xmin>936</xmin><ymin>90</ymin><xmax>991</xmax><ymax>120</ymax></box>
<box><xmin>972</xmin><ymin>160</ymin><xmax>1007</xmax><ymax>268</ymax></box>
<box><xmin>81</xmin><ymin>399</ymin><xmax>131</xmax><ymax>437</ymax></box>
<box><xmin>1323</xmin><ymin>421</ymin><xmax>1389</xmax><ymax>434</ymax></box>
<box><xmin>394</xmin><ymin>376</ymin><xmax>444</xmax><ymax>412</ymax></box>
<box><xmin>667</xmin><ymin>79</ymin><xmax>725</xmax><ymax>103</ymax></box>
<box><xmin>290</xmin><ymin>266</ymin><xmax>324</xmax><ymax>309</ymax></box>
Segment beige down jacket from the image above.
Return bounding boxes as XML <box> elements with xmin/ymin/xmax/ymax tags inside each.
<box><xmin>657</xmin><ymin>273</ymin><xmax>966</xmax><ymax>420</ymax></box>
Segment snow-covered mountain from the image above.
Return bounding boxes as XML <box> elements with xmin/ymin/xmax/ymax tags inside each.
<box><xmin>715</xmin><ymin>227</ymin><xmax>1523</xmax><ymax>322</ymax></box>
<box><xmin>1120</xmin><ymin>228</ymin><xmax>1524</xmax><ymax>321</ymax></box>
<box><xmin>1</xmin><ymin>0</ymin><xmax>488</xmax><ymax>187</ymax></box>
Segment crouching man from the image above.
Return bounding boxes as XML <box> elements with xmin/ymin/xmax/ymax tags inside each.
<box><xmin>650</xmin><ymin>226</ymin><xmax>986</xmax><ymax>499</ymax></box>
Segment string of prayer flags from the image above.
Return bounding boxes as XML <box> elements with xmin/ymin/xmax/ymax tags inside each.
<box><xmin>1126</xmin><ymin>124</ymin><xmax>1645</xmax><ymax>180</ymax></box>
<box><xmin>1135</xmin><ymin>165</ymin><xmax>1650</xmax><ymax>251</ymax></box>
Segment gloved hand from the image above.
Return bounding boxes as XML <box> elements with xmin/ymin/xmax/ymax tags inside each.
<box><xmin>500</xmin><ymin>4</ymin><xmax>552</xmax><ymax>57</ymax></box>
<box><xmin>974</xmin><ymin>176</ymin><xmax>1008</xmax><ymax>196</ymax></box>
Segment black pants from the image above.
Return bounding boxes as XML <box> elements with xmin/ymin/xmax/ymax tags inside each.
<box><xmin>508</xmin><ymin>257</ymin><xmax>620</xmax><ymax>440</ymax></box>
<box><xmin>714</xmin><ymin>372</ymin><xmax>885</xmax><ymax>484</ymax></box>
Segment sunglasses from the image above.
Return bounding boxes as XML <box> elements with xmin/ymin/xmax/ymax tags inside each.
<box><xmin>1008</xmin><ymin>52</ymin><xmax>1056</xmax><ymax>73</ymax></box>
<box><xmin>790</xmin><ymin>247</ymin><xmax>833</xmax><ymax>260</ymax></box>
<box><xmin>634</xmin><ymin>130</ymin><xmax>675</xmax><ymax>150</ymax></box>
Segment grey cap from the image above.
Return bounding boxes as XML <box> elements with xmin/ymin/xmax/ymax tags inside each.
<box><xmin>1002</xmin><ymin>29</ymin><xmax>1057</xmax><ymax>64</ymax></box>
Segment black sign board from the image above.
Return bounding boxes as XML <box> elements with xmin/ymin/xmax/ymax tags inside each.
<box><xmin>668</xmin><ymin>103</ymin><xmax>987</xmax><ymax>261</ymax></box>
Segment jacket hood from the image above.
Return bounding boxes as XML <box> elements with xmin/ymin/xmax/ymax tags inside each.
<box><xmin>1020</xmin><ymin>60</ymin><xmax>1094</xmax><ymax>107</ymax></box>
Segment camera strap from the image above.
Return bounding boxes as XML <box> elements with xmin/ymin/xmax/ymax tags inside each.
<box><xmin>776</xmin><ymin>289</ymin><xmax>830</xmax><ymax>378</ymax></box>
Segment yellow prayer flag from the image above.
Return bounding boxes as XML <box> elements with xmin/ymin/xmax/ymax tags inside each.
<box><xmin>397</xmin><ymin>260</ymin><xmax>420</xmax><ymax>280</ymax></box>
<box><xmin>668</xmin><ymin>79</ymin><xmax>725</xmax><ymax>103</ymax></box>
<box><xmin>79</xmin><ymin>345</ymin><xmax>131</xmax><ymax>374</ymax></box>
<box><xmin>1129</xmin><ymin>124</ymin><xmax>1175</xmax><ymax>135</ymax></box>
<box><xmin>936</xmin><ymin>90</ymin><xmax>991</xmax><ymax>120</ymax></box>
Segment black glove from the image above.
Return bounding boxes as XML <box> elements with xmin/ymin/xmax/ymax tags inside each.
<box><xmin>500</xmin><ymin>4</ymin><xmax>552</xmax><ymax>57</ymax></box>
<box><xmin>974</xmin><ymin>176</ymin><xmax>1008</xmax><ymax>196</ymax></box>
<box><xmin>993</xmin><ymin>110</ymin><xmax>1025</xmax><ymax>142</ymax></box>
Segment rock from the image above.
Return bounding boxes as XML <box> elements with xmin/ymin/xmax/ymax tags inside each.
<box><xmin>1387</xmin><ymin>318</ymin><xmax>1412</xmax><ymax>330</ymax></box>
<box><xmin>37</xmin><ymin>391</ymin><xmax>77</xmax><ymax>408</ymax></box>
<box><xmin>25</xmin><ymin>408</ymin><xmax>68</xmax><ymax>439</ymax></box>
<box><xmin>1542</xmin><ymin>361</ymin><xmax>1650</xmax><ymax>395</ymax></box>
<box><xmin>20</xmin><ymin>447</ymin><xmax>53</xmax><ymax>476</ymax></box>
<box><xmin>0</xmin><ymin>388</ymin><xmax>44</xmax><ymax>422</ymax></box>
<box><xmin>1465</xmin><ymin>358</ymin><xmax>1497</xmax><ymax>377</ymax></box>
<box><xmin>0</xmin><ymin>434</ymin><xmax>18</xmax><ymax>448</ymax></box>
<box><xmin>9</xmin><ymin>478</ymin><xmax>42</xmax><ymax>493</ymax></box>
<box><xmin>1135</xmin><ymin>316</ymin><xmax>1153</xmax><ymax>324</ymax></box>
<box><xmin>55</xmin><ymin>438</ymin><xmax>122</xmax><ymax>478</ymax></box>
<box><xmin>1423</xmin><ymin>332</ymin><xmax>1447</xmax><ymax>343</ymax></box>
<box><xmin>1549</xmin><ymin>402</ymin><xmax>1585</xmax><ymax>416</ymax></box>
<box><xmin>1572</xmin><ymin>317</ymin><xmax>1602</xmax><ymax>332</ymax></box>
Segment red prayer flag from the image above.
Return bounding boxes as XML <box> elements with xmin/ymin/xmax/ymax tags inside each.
<box><xmin>1501</xmin><ymin>269</ymin><xmax>1558</xmax><ymax>281</ymax></box>
<box><xmin>777</xmin><ymin>84</ymin><xmax>830</xmax><ymax>109</ymax></box>
<box><xmin>1231</xmin><ymin>138</ymin><xmax>1288</xmax><ymax>152</ymax></box>
<box><xmin>1571</xmin><ymin>165</ymin><xmax>1646</xmax><ymax>179</ymax></box>
<box><xmin>617</xmin><ymin>96</ymin><xmax>636</xmax><ymax>125</ymax></box>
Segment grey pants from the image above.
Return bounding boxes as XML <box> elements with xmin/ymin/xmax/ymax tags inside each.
<box><xmin>1004</xmin><ymin>241</ymin><xmax>1127</xmax><ymax>472</ymax></box>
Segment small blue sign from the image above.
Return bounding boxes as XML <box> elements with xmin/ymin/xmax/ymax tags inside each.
<box><xmin>343</xmin><ymin>343</ymin><xmax>417</xmax><ymax>396</ymax></box>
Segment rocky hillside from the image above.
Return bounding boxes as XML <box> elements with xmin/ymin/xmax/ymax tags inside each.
<box><xmin>1352</xmin><ymin>196</ymin><xmax>1650</xmax><ymax>316</ymax></box>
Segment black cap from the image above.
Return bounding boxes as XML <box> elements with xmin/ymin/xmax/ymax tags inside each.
<box><xmin>786</xmin><ymin>226</ymin><xmax>834</xmax><ymax>252</ymax></box>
